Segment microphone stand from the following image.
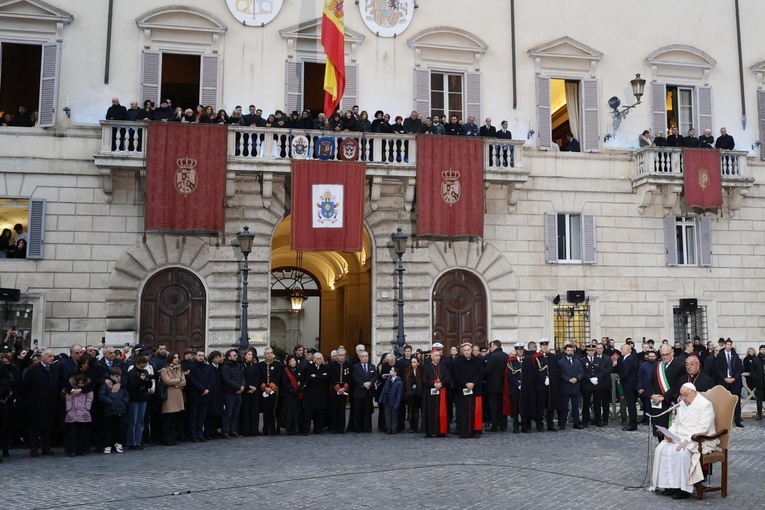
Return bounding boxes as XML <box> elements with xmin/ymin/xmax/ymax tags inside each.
<box><xmin>642</xmin><ymin>401</ymin><xmax>681</xmax><ymax>491</ymax></box>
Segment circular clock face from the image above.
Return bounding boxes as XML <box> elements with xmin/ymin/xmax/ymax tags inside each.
<box><xmin>225</xmin><ymin>0</ymin><xmax>284</xmax><ymax>27</ymax></box>
<box><xmin>359</xmin><ymin>0</ymin><xmax>415</xmax><ymax>38</ymax></box>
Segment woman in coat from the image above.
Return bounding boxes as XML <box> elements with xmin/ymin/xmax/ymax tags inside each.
<box><xmin>240</xmin><ymin>348</ymin><xmax>260</xmax><ymax>436</ymax></box>
<box><xmin>402</xmin><ymin>357</ymin><xmax>423</xmax><ymax>433</ymax></box>
<box><xmin>279</xmin><ymin>355</ymin><xmax>302</xmax><ymax>435</ymax></box>
<box><xmin>159</xmin><ymin>352</ymin><xmax>186</xmax><ymax>446</ymax></box>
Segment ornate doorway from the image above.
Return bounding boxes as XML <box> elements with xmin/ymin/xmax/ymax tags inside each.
<box><xmin>432</xmin><ymin>269</ymin><xmax>487</xmax><ymax>351</ymax></box>
<box><xmin>140</xmin><ymin>267</ymin><xmax>206</xmax><ymax>354</ymax></box>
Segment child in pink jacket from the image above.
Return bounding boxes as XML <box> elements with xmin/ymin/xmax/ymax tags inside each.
<box><xmin>65</xmin><ymin>374</ymin><xmax>94</xmax><ymax>456</ymax></box>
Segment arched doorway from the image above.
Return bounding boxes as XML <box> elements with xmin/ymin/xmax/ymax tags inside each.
<box><xmin>432</xmin><ymin>269</ymin><xmax>487</xmax><ymax>351</ymax></box>
<box><xmin>140</xmin><ymin>267</ymin><xmax>206</xmax><ymax>353</ymax></box>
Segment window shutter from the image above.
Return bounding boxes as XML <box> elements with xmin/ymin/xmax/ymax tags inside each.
<box><xmin>758</xmin><ymin>91</ymin><xmax>765</xmax><ymax>160</ymax></box>
<box><xmin>582</xmin><ymin>213</ymin><xmax>597</xmax><ymax>264</ymax></box>
<box><xmin>664</xmin><ymin>215</ymin><xmax>678</xmax><ymax>266</ymax></box>
<box><xmin>651</xmin><ymin>82</ymin><xmax>667</xmax><ymax>135</ymax></box>
<box><xmin>284</xmin><ymin>61</ymin><xmax>304</xmax><ymax>114</ymax></box>
<box><xmin>465</xmin><ymin>71</ymin><xmax>482</xmax><ymax>121</ymax></box>
<box><xmin>200</xmin><ymin>54</ymin><xmax>220</xmax><ymax>111</ymax></box>
<box><xmin>340</xmin><ymin>63</ymin><xmax>358</xmax><ymax>112</ymax></box>
<box><xmin>536</xmin><ymin>76</ymin><xmax>551</xmax><ymax>150</ymax></box>
<box><xmin>27</xmin><ymin>198</ymin><xmax>46</xmax><ymax>260</ymax></box>
<box><xmin>697</xmin><ymin>86</ymin><xmax>712</xmax><ymax>135</ymax></box>
<box><xmin>581</xmin><ymin>79</ymin><xmax>600</xmax><ymax>152</ymax></box>
<box><xmin>413</xmin><ymin>68</ymin><xmax>430</xmax><ymax>115</ymax></box>
<box><xmin>698</xmin><ymin>216</ymin><xmax>712</xmax><ymax>267</ymax></box>
<box><xmin>140</xmin><ymin>50</ymin><xmax>161</xmax><ymax>107</ymax></box>
<box><xmin>544</xmin><ymin>212</ymin><xmax>558</xmax><ymax>263</ymax></box>
<box><xmin>38</xmin><ymin>43</ymin><xmax>60</xmax><ymax>128</ymax></box>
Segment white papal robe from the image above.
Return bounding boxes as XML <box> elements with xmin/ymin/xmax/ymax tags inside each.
<box><xmin>652</xmin><ymin>393</ymin><xmax>719</xmax><ymax>493</ymax></box>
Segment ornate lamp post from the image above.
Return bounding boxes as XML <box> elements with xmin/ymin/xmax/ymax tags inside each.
<box><xmin>606</xmin><ymin>73</ymin><xmax>647</xmax><ymax>140</ymax></box>
<box><xmin>391</xmin><ymin>228</ymin><xmax>408</xmax><ymax>357</ymax></box>
<box><xmin>236</xmin><ymin>226</ymin><xmax>255</xmax><ymax>352</ymax></box>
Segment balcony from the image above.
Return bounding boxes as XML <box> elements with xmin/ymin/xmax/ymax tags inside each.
<box><xmin>93</xmin><ymin>121</ymin><xmax>528</xmax><ymax>209</ymax></box>
<box><xmin>631</xmin><ymin>147</ymin><xmax>755</xmax><ymax>215</ymax></box>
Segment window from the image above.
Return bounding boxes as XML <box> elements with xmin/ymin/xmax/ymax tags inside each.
<box><xmin>430</xmin><ymin>72</ymin><xmax>463</xmax><ymax>120</ymax></box>
<box><xmin>0</xmin><ymin>303</ymin><xmax>36</xmax><ymax>349</ymax></box>
<box><xmin>0</xmin><ymin>198</ymin><xmax>46</xmax><ymax>260</ymax></box>
<box><xmin>666</xmin><ymin>86</ymin><xmax>694</xmax><ymax>135</ymax></box>
<box><xmin>553</xmin><ymin>302</ymin><xmax>590</xmax><ymax>352</ymax></box>
<box><xmin>544</xmin><ymin>212</ymin><xmax>596</xmax><ymax>264</ymax></box>
<box><xmin>672</xmin><ymin>304</ymin><xmax>707</xmax><ymax>344</ymax></box>
<box><xmin>664</xmin><ymin>216</ymin><xmax>711</xmax><ymax>267</ymax></box>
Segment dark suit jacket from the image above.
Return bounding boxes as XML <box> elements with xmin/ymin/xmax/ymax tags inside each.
<box><xmin>558</xmin><ymin>356</ymin><xmax>584</xmax><ymax>394</ymax></box>
<box><xmin>648</xmin><ymin>357</ymin><xmax>686</xmax><ymax>400</ymax></box>
<box><xmin>714</xmin><ymin>351</ymin><xmax>744</xmax><ymax>393</ymax></box>
<box><xmin>483</xmin><ymin>349</ymin><xmax>509</xmax><ymax>394</ymax></box>
<box><xmin>186</xmin><ymin>360</ymin><xmax>213</xmax><ymax>403</ymax></box>
<box><xmin>479</xmin><ymin>125</ymin><xmax>496</xmax><ymax>137</ymax></box>
<box><xmin>23</xmin><ymin>362</ymin><xmax>62</xmax><ymax>428</ymax></box>
<box><xmin>302</xmin><ymin>361</ymin><xmax>330</xmax><ymax>410</ymax></box>
<box><xmin>351</xmin><ymin>361</ymin><xmax>378</xmax><ymax>399</ymax></box>
<box><xmin>618</xmin><ymin>354</ymin><xmax>638</xmax><ymax>390</ymax></box>
<box><xmin>496</xmin><ymin>129</ymin><xmax>513</xmax><ymax>139</ymax></box>
<box><xmin>567</xmin><ymin>138</ymin><xmax>581</xmax><ymax>152</ymax></box>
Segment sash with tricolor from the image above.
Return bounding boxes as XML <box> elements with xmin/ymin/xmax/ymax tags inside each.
<box><xmin>322</xmin><ymin>0</ymin><xmax>345</xmax><ymax>118</ymax></box>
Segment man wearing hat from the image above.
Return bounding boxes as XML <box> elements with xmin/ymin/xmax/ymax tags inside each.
<box><xmin>580</xmin><ymin>345</ymin><xmax>600</xmax><ymax>428</ymax></box>
<box><xmin>483</xmin><ymin>340</ymin><xmax>509</xmax><ymax>432</ymax></box>
<box><xmin>534</xmin><ymin>339</ymin><xmax>560</xmax><ymax>431</ymax></box>
<box><xmin>520</xmin><ymin>341</ymin><xmax>540</xmax><ymax>432</ymax></box>
<box><xmin>422</xmin><ymin>347</ymin><xmax>452</xmax><ymax>437</ymax></box>
<box><xmin>452</xmin><ymin>342</ymin><xmax>485</xmax><ymax>438</ymax></box>
<box><xmin>503</xmin><ymin>343</ymin><xmax>525</xmax><ymax>432</ymax></box>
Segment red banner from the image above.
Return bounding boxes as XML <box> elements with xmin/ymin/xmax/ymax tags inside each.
<box><xmin>416</xmin><ymin>135</ymin><xmax>483</xmax><ymax>238</ymax></box>
<box><xmin>291</xmin><ymin>160</ymin><xmax>365</xmax><ymax>252</ymax></box>
<box><xmin>684</xmin><ymin>149</ymin><xmax>722</xmax><ymax>211</ymax></box>
<box><xmin>145</xmin><ymin>123</ymin><xmax>227</xmax><ymax>232</ymax></box>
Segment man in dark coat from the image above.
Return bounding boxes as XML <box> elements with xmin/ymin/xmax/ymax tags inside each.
<box><xmin>105</xmin><ymin>97</ymin><xmax>127</xmax><ymax>120</ymax></box>
<box><xmin>422</xmin><ymin>348</ymin><xmax>451</xmax><ymax>437</ymax></box>
<box><xmin>301</xmin><ymin>352</ymin><xmax>329</xmax><ymax>434</ymax></box>
<box><xmin>534</xmin><ymin>339</ymin><xmax>560</xmax><ymax>431</ymax></box>
<box><xmin>520</xmin><ymin>342</ymin><xmax>539</xmax><ymax>432</ymax></box>
<box><xmin>23</xmin><ymin>349</ymin><xmax>61</xmax><ymax>456</ymax></box>
<box><xmin>350</xmin><ymin>351</ymin><xmax>377</xmax><ymax>432</ymax></box>
<box><xmin>618</xmin><ymin>343</ymin><xmax>639</xmax><ymax>431</ymax></box>
<box><xmin>504</xmin><ymin>344</ymin><xmax>524</xmax><ymax>433</ymax></box>
<box><xmin>675</xmin><ymin>355</ymin><xmax>714</xmax><ymax>394</ymax></box>
<box><xmin>714</xmin><ymin>339</ymin><xmax>744</xmax><ymax>427</ymax></box>
<box><xmin>204</xmin><ymin>351</ymin><xmax>224</xmax><ymax>439</ymax></box>
<box><xmin>186</xmin><ymin>350</ymin><xmax>213</xmax><ymax>442</ymax></box>
<box><xmin>452</xmin><ymin>342</ymin><xmax>485</xmax><ymax>438</ymax></box>
<box><xmin>637</xmin><ymin>350</ymin><xmax>657</xmax><ymax>424</ymax></box>
<box><xmin>648</xmin><ymin>345</ymin><xmax>686</xmax><ymax>436</ymax></box>
<box><xmin>753</xmin><ymin>345</ymin><xmax>765</xmax><ymax>420</ymax></box>
<box><xmin>593</xmin><ymin>343</ymin><xmax>613</xmax><ymax>426</ymax></box>
<box><xmin>483</xmin><ymin>340</ymin><xmax>509</xmax><ymax>432</ymax></box>
<box><xmin>258</xmin><ymin>347</ymin><xmax>283</xmax><ymax>436</ymax></box>
<box><xmin>714</xmin><ymin>127</ymin><xmax>735</xmax><ymax>150</ymax></box>
<box><xmin>328</xmin><ymin>347</ymin><xmax>352</xmax><ymax>434</ymax></box>
<box><xmin>580</xmin><ymin>345</ymin><xmax>600</xmax><ymax>428</ymax></box>
<box><xmin>558</xmin><ymin>344</ymin><xmax>584</xmax><ymax>429</ymax></box>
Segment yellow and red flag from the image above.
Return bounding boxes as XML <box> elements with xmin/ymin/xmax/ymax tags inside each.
<box><xmin>322</xmin><ymin>0</ymin><xmax>345</xmax><ymax>118</ymax></box>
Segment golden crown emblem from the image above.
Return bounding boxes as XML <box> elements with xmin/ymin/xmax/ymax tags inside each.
<box><xmin>441</xmin><ymin>169</ymin><xmax>460</xmax><ymax>181</ymax></box>
<box><xmin>176</xmin><ymin>156</ymin><xmax>198</xmax><ymax>170</ymax></box>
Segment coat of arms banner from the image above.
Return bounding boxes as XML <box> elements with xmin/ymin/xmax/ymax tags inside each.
<box><xmin>145</xmin><ymin>123</ymin><xmax>227</xmax><ymax>232</ymax></box>
<box><xmin>416</xmin><ymin>135</ymin><xmax>484</xmax><ymax>238</ymax></box>
<box><xmin>683</xmin><ymin>148</ymin><xmax>722</xmax><ymax>212</ymax></box>
<box><xmin>291</xmin><ymin>160</ymin><xmax>366</xmax><ymax>252</ymax></box>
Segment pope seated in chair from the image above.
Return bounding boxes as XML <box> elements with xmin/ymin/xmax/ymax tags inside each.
<box><xmin>652</xmin><ymin>382</ymin><xmax>720</xmax><ymax>499</ymax></box>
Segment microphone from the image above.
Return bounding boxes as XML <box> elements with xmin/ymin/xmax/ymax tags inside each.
<box><xmin>647</xmin><ymin>399</ymin><xmax>682</xmax><ymax>418</ymax></box>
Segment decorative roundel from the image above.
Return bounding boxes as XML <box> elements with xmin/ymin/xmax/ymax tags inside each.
<box><xmin>359</xmin><ymin>0</ymin><xmax>415</xmax><ymax>38</ymax></box>
<box><xmin>225</xmin><ymin>0</ymin><xmax>284</xmax><ymax>27</ymax></box>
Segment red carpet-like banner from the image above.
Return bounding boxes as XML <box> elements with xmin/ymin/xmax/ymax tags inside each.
<box><xmin>416</xmin><ymin>135</ymin><xmax>484</xmax><ymax>238</ymax></box>
<box><xmin>145</xmin><ymin>123</ymin><xmax>227</xmax><ymax>232</ymax></box>
<box><xmin>291</xmin><ymin>160</ymin><xmax>366</xmax><ymax>252</ymax></box>
<box><xmin>684</xmin><ymin>148</ymin><xmax>722</xmax><ymax>211</ymax></box>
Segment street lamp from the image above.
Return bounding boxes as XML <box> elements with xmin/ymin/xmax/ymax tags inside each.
<box><xmin>606</xmin><ymin>73</ymin><xmax>647</xmax><ymax>140</ymax></box>
<box><xmin>289</xmin><ymin>289</ymin><xmax>306</xmax><ymax>313</ymax></box>
<box><xmin>391</xmin><ymin>227</ymin><xmax>408</xmax><ymax>357</ymax></box>
<box><xmin>236</xmin><ymin>226</ymin><xmax>255</xmax><ymax>352</ymax></box>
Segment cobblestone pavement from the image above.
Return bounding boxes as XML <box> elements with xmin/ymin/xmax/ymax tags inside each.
<box><xmin>2</xmin><ymin>414</ymin><xmax>763</xmax><ymax>510</ymax></box>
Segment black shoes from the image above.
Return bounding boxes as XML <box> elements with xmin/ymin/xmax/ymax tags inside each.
<box><xmin>572</xmin><ymin>424</ymin><xmax>584</xmax><ymax>430</ymax></box>
<box><xmin>622</xmin><ymin>425</ymin><xmax>638</xmax><ymax>431</ymax></box>
<box><xmin>672</xmin><ymin>491</ymin><xmax>690</xmax><ymax>499</ymax></box>
<box><xmin>735</xmin><ymin>421</ymin><xmax>745</xmax><ymax>428</ymax></box>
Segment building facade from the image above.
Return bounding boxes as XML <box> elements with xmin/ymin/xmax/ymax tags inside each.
<box><xmin>1</xmin><ymin>0</ymin><xmax>764</xmax><ymax>357</ymax></box>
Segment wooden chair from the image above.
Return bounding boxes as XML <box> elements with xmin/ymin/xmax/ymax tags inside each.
<box><xmin>692</xmin><ymin>385</ymin><xmax>736</xmax><ymax>499</ymax></box>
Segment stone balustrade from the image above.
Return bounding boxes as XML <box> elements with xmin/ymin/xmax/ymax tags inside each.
<box><xmin>634</xmin><ymin>147</ymin><xmax>749</xmax><ymax>178</ymax></box>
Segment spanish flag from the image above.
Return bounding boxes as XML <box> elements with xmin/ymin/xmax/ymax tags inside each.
<box><xmin>322</xmin><ymin>0</ymin><xmax>345</xmax><ymax>119</ymax></box>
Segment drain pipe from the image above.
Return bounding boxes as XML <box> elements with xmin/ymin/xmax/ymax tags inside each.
<box><xmin>734</xmin><ymin>0</ymin><xmax>746</xmax><ymax>130</ymax></box>
<box><xmin>511</xmin><ymin>0</ymin><xmax>517</xmax><ymax>109</ymax></box>
<box><xmin>104</xmin><ymin>0</ymin><xmax>114</xmax><ymax>84</ymax></box>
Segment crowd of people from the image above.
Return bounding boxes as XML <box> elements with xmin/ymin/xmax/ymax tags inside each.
<box><xmin>0</xmin><ymin>224</ymin><xmax>29</xmax><ymax>259</ymax></box>
<box><xmin>0</xmin><ymin>106</ymin><xmax>37</xmax><ymax>127</ymax></box>
<box><xmin>0</xmin><ymin>334</ymin><xmax>761</xmax><ymax>463</ymax></box>
<box><xmin>639</xmin><ymin>126</ymin><xmax>736</xmax><ymax>150</ymax></box>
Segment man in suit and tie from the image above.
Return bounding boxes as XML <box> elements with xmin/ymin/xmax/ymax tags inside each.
<box><xmin>648</xmin><ymin>344</ymin><xmax>686</xmax><ymax>436</ymax></box>
<box><xmin>351</xmin><ymin>351</ymin><xmax>377</xmax><ymax>432</ymax></box>
<box><xmin>714</xmin><ymin>339</ymin><xmax>744</xmax><ymax>427</ymax></box>
<box><xmin>558</xmin><ymin>344</ymin><xmax>584</xmax><ymax>430</ymax></box>
<box><xmin>618</xmin><ymin>343</ymin><xmax>639</xmax><ymax>431</ymax></box>
<box><xmin>479</xmin><ymin>117</ymin><xmax>496</xmax><ymax>138</ymax></box>
<box><xmin>565</xmin><ymin>132</ymin><xmax>581</xmax><ymax>152</ymax></box>
<box><xmin>23</xmin><ymin>349</ymin><xmax>61</xmax><ymax>456</ymax></box>
<box><xmin>593</xmin><ymin>344</ymin><xmax>613</xmax><ymax>426</ymax></box>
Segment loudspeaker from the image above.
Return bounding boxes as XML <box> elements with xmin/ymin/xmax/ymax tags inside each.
<box><xmin>566</xmin><ymin>290</ymin><xmax>586</xmax><ymax>304</ymax></box>
<box><xmin>0</xmin><ymin>288</ymin><xmax>20</xmax><ymax>302</ymax></box>
<box><xmin>680</xmin><ymin>298</ymin><xmax>697</xmax><ymax>311</ymax></box>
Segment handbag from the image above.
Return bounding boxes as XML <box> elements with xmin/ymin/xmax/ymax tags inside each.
<box><xmin>156</xmin><ymin>377</ymin><xmax>168</xmax><ymax>401</ymax></box>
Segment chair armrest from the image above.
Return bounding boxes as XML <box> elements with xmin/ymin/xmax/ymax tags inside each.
<box><xmin>692</xmin><ymin>429</ymin><xmax>728</xmax><ymax>442</ymax></box>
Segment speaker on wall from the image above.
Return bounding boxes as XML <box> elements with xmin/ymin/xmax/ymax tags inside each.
<box><xmin>679</xmin><ymin>298</ymin><xmax>698</xmax><ymax>311</ymax></box>
<box><xmin>0</xmin><ymin>288</ymin><xmax>20</xmax><ymax>302</ymax></box>
<box><xmin>566</xmin><ymin>290</ymin><xmax>586</xmax><ymax>304</ymax></box>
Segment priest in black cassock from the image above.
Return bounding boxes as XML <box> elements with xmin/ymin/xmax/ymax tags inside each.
<box><xmin>258</xmin><ymin>347</ymin><xmax>283</xmax><ymax>436</ymax></box>
<box><xmin>452</xmin><ymin>342</ymin><xmax>485</xmax><ymax>438</ymax></box>
<box><xmin>422</xmin><ymin>348</ymin><xmax>452</xmax><ymax>437</ymax></box>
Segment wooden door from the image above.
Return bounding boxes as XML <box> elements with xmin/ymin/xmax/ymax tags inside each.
<box><xmin>432</xmin><ymin>269</ymin><xmax>487</xmax><ymax>351</ymax></box>
<box><xmin>140</xmin><ymin>267</ymin><xmax>206</xmax><ymax>354</ymax></box>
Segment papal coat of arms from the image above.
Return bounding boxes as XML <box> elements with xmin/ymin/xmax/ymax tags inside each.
<box><xmin>339</xmin><ymin>138</ymin><xmax>360</xmax><ymax>161</ymax></box>
<box><xmin>697</xmin><ymin>168</ymin><xmax>710</xmax><ymax>190</ymax></box>
<box><xmin>225</xmin><ymin>0</ymin><xmax>284</xmax><ymax>27</ymax></box>
<box><xmin>175</xmin><ymin>156</ymin><xmax>198</xmax><ymax>196</ymax></box>
<box><xmin>291</xmin><ymin>135</ymin><xmax>309</xmax><ymax>159</ymax></box>
<box><xmin>441</xmin><ymin>169</ymin><xmax>461</xmax><ymax>205</ymax></box>
<box><xmin>315</xmin><ymin>137</ymin><xmax>336</xmax><ymax>160</ymax></box>
<box><xmin>359</xmin><ymin>0</ymin><xmax>414</xmax><ymax>38</ymax></box>
<box><xmin>313</xmin><ymin>185</ymin><xmax>344</xmax><ymax>229</ymax></box>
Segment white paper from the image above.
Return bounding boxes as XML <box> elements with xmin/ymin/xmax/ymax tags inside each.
<box><xmin>545</xmin><ymin>376</ymin><xmax>550</xmax><ymax>386</ymax></box>
<box><xmin>651</xmin><ymin>400</ymin><xmax>663</xmax><ymax>409</ymax></box>
<box><xmin>430</xmin><ymin>388</ymin><xmax>440</xmax><ymax>395</ymax></box>
<box><xmin>463</xmin><ymin>388</ymin><xmax>473</xmax><ymax>396</ymax></box>
<box><xmin>656</xmin><ymin>425</ymin><xmax>681</xmax><ymax>443</ymax></box>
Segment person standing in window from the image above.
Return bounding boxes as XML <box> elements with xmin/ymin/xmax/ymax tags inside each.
<box><xmin>565</xmin><ymin>132</ymin><xmax>580</xmax><ymax>152</ymax></box>
<box><xmin>0</xmin><ymin>229</ymin><xmax>13</xmax><ymax>258</ymax></box>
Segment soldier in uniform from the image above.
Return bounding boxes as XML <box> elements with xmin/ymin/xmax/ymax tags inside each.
<box><xmin>328</xmin><ymin>347</ymin><xmax>352</xmax><ymax>434</ymax></box>
<box><xmin>580</xmin><ymin>346</ymin><xmax>599</xmax><ymax>427</ymax></box>
<box><xmin>503</xmin><ymin>343</ymin><xmax>524</xmax><ymax>433</ymax></box>
<box><xmin>520</xmin><ymin>341</ymin><xmax>538</xmax><ymax>433</ymax></box>
<box><xmin>258</xmin><ymin>347</ymin><xmax>283</xmax><ymax>436</ymax></box>
<box><xmin>422</xmin><ymin>348</ymin><xmax>451</xmax><ymax>437</ymax></box>
<box><xmin>536</xmin><ymin>339</ymin><xmax>560</xmax><ymax>431</ymax></box>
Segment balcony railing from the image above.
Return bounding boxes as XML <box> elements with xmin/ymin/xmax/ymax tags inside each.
<box><xmin>95</xmin><ymin>121</ymin><xmax>526</xmax><ymax>172</ymax></box>
<box><xmin>634</xmin><ymin>147</ymin><xmax>750</xmax><ymax>179</ymax></box>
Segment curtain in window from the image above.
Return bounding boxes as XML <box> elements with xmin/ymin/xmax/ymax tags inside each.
<box><xmin>565</xmin><ymin>81</ymin><xmax>580</xmax><ymax>140</ymax></box>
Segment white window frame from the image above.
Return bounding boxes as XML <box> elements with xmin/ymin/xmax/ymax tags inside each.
<box><xmin>0</xmin><ymin>197</ymin><xmax>46</xmax><ymax>260</ymax></box>
<box><xmin>664</xmin><ymin>215</ymin><xmax>712</xmax><ymax>267</ymax></box>
<box><xmin>544</xmin><ymin>212</ymin><xmax>596</xmax><ymax>264</ymax></box>
<box><xmin>675</xmin><ymin>216</ymin><xmax>697</xmax><ymax>266</ymax></box>
<box><xmin>430</xmin><ymin>70</ymin><xmax>464</xmax><ymax>121</ymax></box>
